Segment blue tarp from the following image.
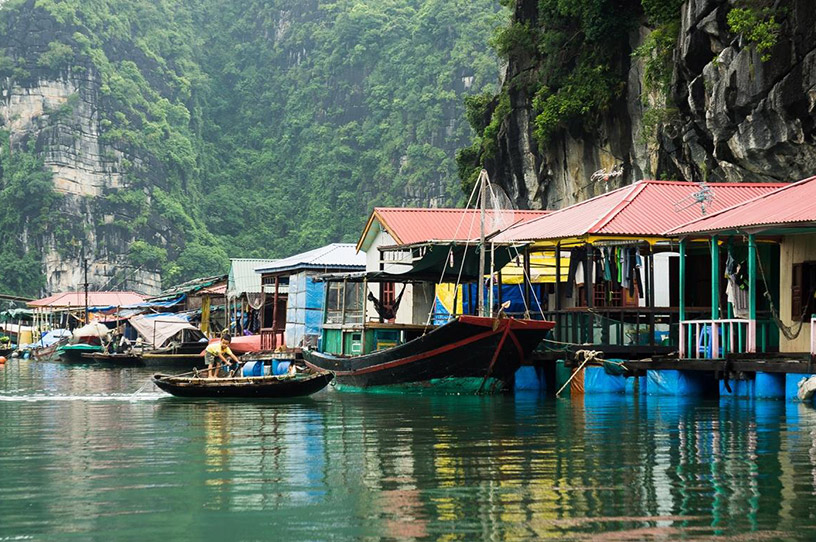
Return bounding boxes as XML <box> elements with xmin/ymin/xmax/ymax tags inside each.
<box><xmin>87</xmin><ymin>295</ymin><xmax>186</xmax><ymax>313</ymax></box>
<box><xmin>285</xmin><ymin>272</ymin><xmax>325</xmax><ymax>348</ymax></box>
<box><xmin>584</xmin><ymin>366</ymin><xmax>626</xmax><ymax>394</ymax></box>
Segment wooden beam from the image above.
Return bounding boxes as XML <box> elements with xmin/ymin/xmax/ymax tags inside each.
<box><xmin>711</xmin><ymin>235</ymin><xmax>719</xmax><ymax>319</ymax></box>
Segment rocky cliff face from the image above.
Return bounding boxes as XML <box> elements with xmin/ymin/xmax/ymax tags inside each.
<box><xmin>487</xmin><ymin>0</ymin><xmax>816</xmax><ymax>210</ymax></box>
<box><xmin>1</xmin><ymin>71</ymin><xmax>161</xmax><ymax>294</ymax></box>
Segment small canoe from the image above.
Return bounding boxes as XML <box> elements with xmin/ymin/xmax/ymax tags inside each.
<box><xmin>81</xmin><ymin>352</ymin><xmax>144</xmax><ymax>366</ymax></box>
<box><xmin>152</xmin><ymin>371</ymin><xmax>334</xmax><ymax>398</ymax></box>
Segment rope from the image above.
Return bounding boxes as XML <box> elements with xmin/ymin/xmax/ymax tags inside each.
<box><xmin>423</xmin><ymin>172</ymin><xmax>483</xmax><ymax>329</ymax></box>
<box><xmin>756</xmin><ymin>251</ymin><xmax>808</xmax><ymax>340</ymax></box>
<box><xmin>555</xmin><ymin>349</ymin><xmax>601</xmax><ymax>397</ymax></box>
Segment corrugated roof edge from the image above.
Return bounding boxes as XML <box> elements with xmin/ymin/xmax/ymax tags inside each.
<box><xmin>665</xmin><ymin>177</ymin><xmax>812</xmax><ymax>235</ymax></box>
<box><xmin>496</xmin><ymin>182</ymin><xmax>640</xmax><ymax>242</ymax></box>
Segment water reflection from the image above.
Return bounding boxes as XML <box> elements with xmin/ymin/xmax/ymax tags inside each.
<box><xmin>3</xmin><ymin>362</ymin><xmax>816</xmax><ymax>540</ymax></box>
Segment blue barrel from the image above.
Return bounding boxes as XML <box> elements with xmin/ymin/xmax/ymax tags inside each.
<box><xmin>242</xmin><ymin>361</ymin><xmax>264</xmax><ymax>377</ymax></box>
<box><xmin>272</xmin><ymin>361</ymin><xmax>291</xmax><ymax>375</ymax></box>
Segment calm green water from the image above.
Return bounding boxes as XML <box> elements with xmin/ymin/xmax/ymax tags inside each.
<box><xmin>2</xmin><ymin>360</ymin><xmax>816</xmax><ymax>541</ymax></box>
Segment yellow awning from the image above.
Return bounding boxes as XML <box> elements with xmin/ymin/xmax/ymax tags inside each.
<box><xmin>500</xmin><ymin>253</ymin><xmax>569</xmax><ymax>284</ymax></box>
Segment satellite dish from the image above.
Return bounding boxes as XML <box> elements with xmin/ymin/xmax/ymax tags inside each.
<box><xmin>673</xmin><ymin>182</ymin><xmax>715</xmax><ymax>215</ymax></box>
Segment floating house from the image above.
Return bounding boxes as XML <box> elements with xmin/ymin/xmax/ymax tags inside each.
<box><xmin>225</xmin><ymin>258</ymin><xmax>278</xmax><ymax>336</ymax></box>
<box><xmin>27</xmin><ymin>291</ymin><xmax>146</xmax><ymax>331</ymax></box>
<box><xmin>357</xmin><ymin>207</ymin><xmax>549</xmax><ymax>325</ymax></box>
<box><xmin>660</xmin><ymin>175</ymin><xmax>816</xmax><ymax>397</ymax></box>
<box><xmin>254</xmin><ymin>244</ymin><xmax>366</xmax><ymax>350</ymax></box>
<box><xmin>494</xmin><ymin>180</ymin><xmax>786</xmax><ymax>360</ymax></box>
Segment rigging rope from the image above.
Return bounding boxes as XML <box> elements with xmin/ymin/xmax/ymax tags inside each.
<box><xmin>756</xmin><ymin>250</ymin><xmax>808</xmax><ymax>340</ymax></box>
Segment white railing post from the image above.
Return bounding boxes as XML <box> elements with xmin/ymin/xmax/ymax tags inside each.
<box><xmin>747</xmin><ymin>319</ymin><xmax>756</xmax><ymax>354</ymax></box>
<box><xmin>810</xmin><ymin>317</ymin><xmax>816</xmax><ymax>358</ymax></box>
<box><xmin>681</xmin><ymin>318</ymin><xmax>754</xmax><ymax>360</ymax></box>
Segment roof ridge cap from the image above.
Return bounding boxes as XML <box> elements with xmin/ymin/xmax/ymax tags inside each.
<box><xmin>591</xmin><ymin>182</ymin><xmax>646</xmax><ymax>233</ymax></box>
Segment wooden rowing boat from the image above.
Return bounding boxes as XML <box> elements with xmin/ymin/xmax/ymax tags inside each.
<box><xmin>151</xmin><ymin>371</ymin><xmax>334</xmax><ymax>398</ymax></box>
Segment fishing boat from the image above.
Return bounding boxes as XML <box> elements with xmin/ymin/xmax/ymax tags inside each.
<box><xmin>56</xmin><ymin>322</ymin><xmax>110</xmax><ymax>363</ymax></box>
<box><xmin>57</xmin><ymin>343</ymin><xmax>104</xmax><ymax>363</ymax></box>
<box><xmin>151</xmin><ymin>370</ymin><xmax>334</xmax><ymax>398</ymax></box>
<box><xmin>303</xmin><ymin>315</ymin><xmax>553</xmax><ymax>391</ymax></box>
<box><xmin>128</xmin><ymin>314</ymin><xmax>209</xmax><ymax>367</ymax></box>
<box><xmin>30</xmin><ymin>336</ymin><xmax>69</xmax><ymax>362</ymax></box>
<box><xmin>302</xmin><ymin>170</ymin><xmax>556</xmax><ymax>393</ymax></box>
<box><xmin>81</xmin><ymin>351</ymin><xmax>143</xmax><ymax>366</ymax></box>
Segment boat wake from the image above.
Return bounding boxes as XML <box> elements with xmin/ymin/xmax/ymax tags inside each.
<box><xmin>0</xmin><ymin>392</ymin><xmax>166</xmax><ymax>402</ymax></box>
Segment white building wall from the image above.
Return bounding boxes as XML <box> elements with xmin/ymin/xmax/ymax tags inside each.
<box><xmin>779</xmin><ymin>234</ymin><xmax>816</xmax><ymax>353</ymax></box>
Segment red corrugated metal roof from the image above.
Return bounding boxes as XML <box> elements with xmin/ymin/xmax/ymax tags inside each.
<box><xmin>670</xmin><ymin>175</ymin><xmax>816</xmax><ymax>234</ymax></box>
<box><xmin>28</xmin><ymin>291</ymin><xmax>146</xmax><ymax>308</ymax></box>
<box><xmin>495</xmin><ymin>180</ymin><xmax>787</xmax><ymax>242</ymax></box>
<box><xmin>358</xmin><ymin>208</ymin><xmax>549</xmax><ymax>251</ymax></box>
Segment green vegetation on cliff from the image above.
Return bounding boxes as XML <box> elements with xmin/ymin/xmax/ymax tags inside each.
<box><xmin>0</xmin><ymin>0</ymin><xmax>504</xmax><ymax>294</ymax></box>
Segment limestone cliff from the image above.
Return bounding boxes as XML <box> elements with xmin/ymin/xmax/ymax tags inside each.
<box><xmin>480</xmin><ymin>0</ymin><xmax>816</xmax><ymax>210</ymax></box>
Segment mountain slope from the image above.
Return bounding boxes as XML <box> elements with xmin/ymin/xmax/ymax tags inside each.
<box><xmin>0</xmin><ymin>0</ymin><xmax>504</xmax><ymax>295</ymax></box>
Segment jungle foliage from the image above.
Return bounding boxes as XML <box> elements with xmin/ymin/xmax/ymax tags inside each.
<box><xmin>0</xmin><ymin>0</ymin><xmax>504</xmax><ymax>293</ymax></box>
<box><xmin>456</xmin><ymin>0</ymin><xmax>688</xmax><ymax>187</ymax></box>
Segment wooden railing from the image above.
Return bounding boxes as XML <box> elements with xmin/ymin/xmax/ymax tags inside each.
<box><xmin>260</xmin><ymin>328</ymin><xmax>284</xmax><ymax>351</ymax></box>
<box><xmin>539</xmin><ymin>307</ymin><xmax>711</xmax><ymax>351</ymax></box>
<box><xmin>679</xmin><ymin>319</ymin><xmax>756</xmax><ymax>359</ymax></box>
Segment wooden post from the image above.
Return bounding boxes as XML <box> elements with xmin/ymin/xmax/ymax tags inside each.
<box><xmin>497</xmin><ymin>269</ymin><xmax>503</xmax><ymax>309</ymax></box>
<box><xmin>748</xmin><ymin>234</ymin><xmax>757</xmax><ymax>321</ymax></box>
<box><xmin>711</xmin><ymin>235</ymin><xmax>720</xmax><ymax>319</ymax></box>
<box><xmin>585</xmin><ymin>243</ymin><xmax>593</xmax><ymax>308</ymax></box>
<box><xmin>523</xmin><ymin>246</ymin><xmax>531</xmax><ymax>314</ymax></box>
<box><xmin>679</xmin><ymin>239</ymin><xmax>687</xmax><ymax>358</ymax></box>
<box><xmin>679</xmin><ymin>239</ymin><xmax>687</xmax><ymax>322</ymax></box>
<box><xmin>272</xmin><ymin>275</ymin><xmax>280</xmax><ymax>348</ymax></box>
<box><xmin>648</xmin><ymin>248</ymin><xmax>655</xmax><ymax>346</ymax></box>
<box><xmin>555</xmin><ymin>243</ymin><xmax>562</xmax><ymax>311</ymax></box>
<box><xmin>453</xmin><ymin>285</ymin><xmax>458</xmax><ymax>319</ymax></box>
<box><xmin>748</xmin><ymin>233</ymin><xmax>757</xmax><ymax>353</ymax></box>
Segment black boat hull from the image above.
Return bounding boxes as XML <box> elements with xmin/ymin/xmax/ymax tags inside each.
<box><xmin>302</xmin><ymin>315</ymin><xmax>554</xmax><ymax>390</ymax></box>
<box><xmin>152</xmin><ymin>371</ymin><xmax>334</xmax><ymax>398</ymax></box>
<box><xmin>82</xmin><ymin>352</ymin><xmax>144</xmax><ymax>366</ymax></box>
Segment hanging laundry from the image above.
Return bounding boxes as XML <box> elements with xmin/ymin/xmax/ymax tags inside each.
<box><xmin>565</xmin><ymin>246</ymin><xmax>587</xmax><ymax>298</ymax></box>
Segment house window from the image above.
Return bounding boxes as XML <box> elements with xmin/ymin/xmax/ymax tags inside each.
<box><xmin>791</xmin><ymin>262</ymin><xmax>816</xmax><ymax>322</ymax></box>
<box><xmin>382</xmin><ymin>282</ymin><xmax>395</xmax><ymax>306</ymax></box>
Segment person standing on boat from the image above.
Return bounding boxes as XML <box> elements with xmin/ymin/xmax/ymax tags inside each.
<box><xmin>205</xmin><ymin>333</ymin><xmax>240</xmax><ymax>378</ymax></box>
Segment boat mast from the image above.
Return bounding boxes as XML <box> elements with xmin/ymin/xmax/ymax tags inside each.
<box><xmin>477</xmin><ymin>169</ymin><xmax>487</xmax><ymax>317</ymax></box>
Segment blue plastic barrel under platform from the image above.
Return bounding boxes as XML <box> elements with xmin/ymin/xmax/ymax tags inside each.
<box><xmin>647</xmin><ymin>370</ymin><xmax>713</xmax><ymax>397</ymax></box>
<box><xmin>583</xmin><ymin>366</ymin><xmax>626</xmax><ymax>394</ymax></box>
<box><xmin>625</xmin><ymin>375</ymin><xmax>647</xmax><ymax>395</ymax></box>
<box><xmin>514</xmin><ymin>366</ymin><xmax>545</xmax><ymax>393</ymax></box>
<box><xmin>555</xmin><ymin>360</ymin><xmax>571</xmax><ymax>397</ymax></box>
<box><xmin>719</xmin><ymin>378</ymin><xmax>753</xmax><ymax>398</ymax></box>
<box><xmin>755</xmin><ymin>372</ymin><xmax>785</xmax><ymax>399</ymax></box>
